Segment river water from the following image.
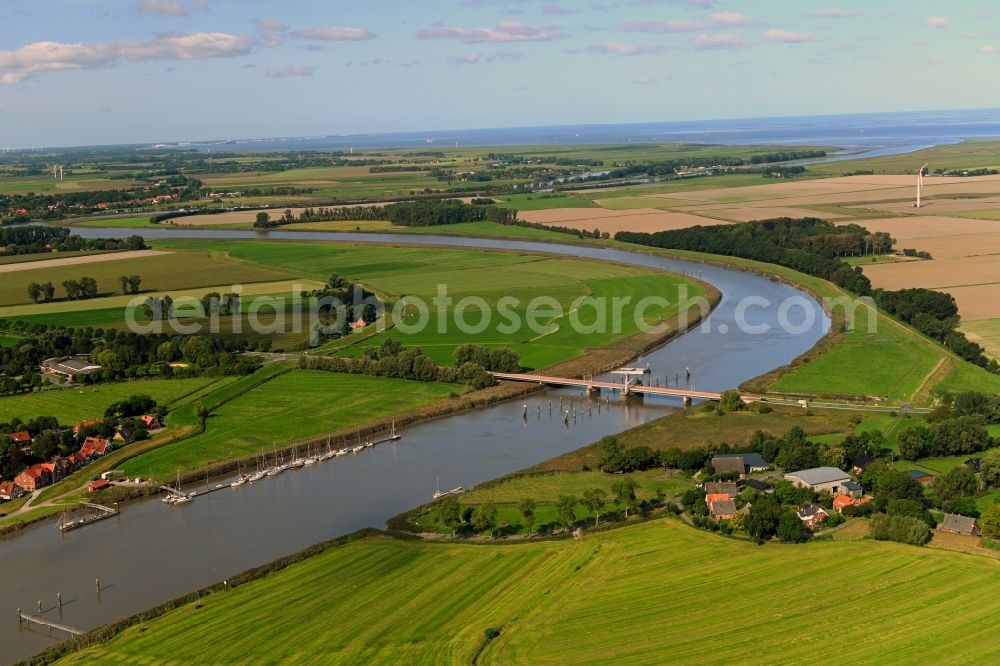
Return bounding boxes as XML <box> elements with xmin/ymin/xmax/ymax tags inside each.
<box><xmin>0</xmin><ymin>231</ymin><xmax>829</xmax><ymax>663</ymax></box>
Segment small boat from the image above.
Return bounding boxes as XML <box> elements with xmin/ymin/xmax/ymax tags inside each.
<box><xmin>320</xmin><ymin>439</ymin><xmax>336</xmax><ymax>461</ymax></box>
<box><xmin>288</xmin><ymin>447</ymin><xmax>305</xmax><ymax>469</ymax></box>
<box><xmin>352</xmin><ymin>444</ymin><xmax>365</xmax><ymax>454</ymax></box>
<box><xmin>364</xmin><ymin>440</ymin><xmax>374</xmax><ymax>449</ymax></box>
<box><xmin>388</xmin><ymin>421</ymin><xmax>401</xmax><ymax>441</ymax></box>
<box><xmin>432</xmin><ymin>478</ymin><xmax>464</xmax><ymax>500</ymax></box>
<box><xmin>172</xmin><ymin>494</ymin><xmax>193</xmax><ymax>504</ymax></box>
<box><xmin>336</xmin><ymin>448</ymin><xmax>349</xmax><ymax>457</ymax></box>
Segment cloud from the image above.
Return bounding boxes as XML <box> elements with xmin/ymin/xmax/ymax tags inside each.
<box><xmin>634</xmin><ymin>74</ymin><xmax>657</xmax><ymax>85</ymax></box>
<box><xmin>254</xmin><ymin>19</ymin><xmax>288</xmax><ymax>32</ymax></box>
<box><xmin>445</xmin><ymin>51</ymin><xmax>521</xmax><ymax>64</ymax></box>
<box><xmin>621</xmin><ymin>20</ymin><xmax>705</xmax><ymax>33</ymax></box>
<box><xmin>417</xmin><ymin>21</ymin><xmax>564</xmax><ymax>43</ymax></box>
<box><xmin>136</xmin><ymin>0</ymin><xmax>207</xmax><ymax>17</ymax></box>
<box><xmin>764</xmin><ymin>29</ymin><xmax>821</xmax><ymax>43</ymax></box>
<box><xmin>542</xmin><ymin>3</ymin><xmax>578</xmax><ymax>14</ymax></box>
<box><xmin>810</xmin><ymin>7</ymin><xmax>859</xmax><ymax>18</ymax></box>
<box><xmin>981</xmin><ymin>45</ymin><xmax>998</xmax><ymax>54</ymax></box>
<box><xmin>693</xmin><ymin>33</ymin><xmax>748</xmax><ymax>49</ymax></box>
<box><xmin>924</xmin><ymin>17</ymin><xmax>949</xmax><ymax>28</ymax></box>
<box><xmin>709</xmin><ymin>12</ymin><xmax>752</xmax><ymax>26</ymax></box>
<box><xmin>587</xmin><ymin>42</ymin><xmax>665</xmax><ymax>55</ymax></box>
<box><xmin>260</xmin><ymin>34</ymin><xmax>285</xmax><ymax>48</ymax></box>
<box><xmin>291</xmin><ymin>26</ymin><xmax>375</xmax><ymax>41</ymax></box>
<box><xmin>265</xmin><ymin>65</ymin><xmax>313</xmax><ymax>78</ymax></box>
<box><xmin>0</xmin><ymin>33</ymin><xmax>254</xmax><ymax>84</ymax></box>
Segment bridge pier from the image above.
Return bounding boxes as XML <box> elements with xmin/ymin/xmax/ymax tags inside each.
<box><xmin>683</xmin><ymin>396</ymin><xmax>691</xmax><ymax>407</ymax></box>
<box><xmin>586</xmin><ymin>385</ymin><xmax>600</xmax><ymax>397</ymax></box>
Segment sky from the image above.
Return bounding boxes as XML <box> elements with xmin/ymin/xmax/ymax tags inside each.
<box><xmin>1</xmin><ymin>0</ymin><xmax>999</xmax><ymax>147</ymax></box>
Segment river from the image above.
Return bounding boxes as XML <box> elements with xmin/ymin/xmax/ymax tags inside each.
<box><xmin>1</xmin><ymin>231</ymin><xmax>829</xmax><ymax>663</ymax></box>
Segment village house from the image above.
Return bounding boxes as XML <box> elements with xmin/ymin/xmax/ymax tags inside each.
<box><xmin>851</xmin><ymin>455</ymin><xmax>876</xmax><ymax>476</ymax></box>
<box><xmin>0</xmin><ymin>481</ymin><xmax>25</xmax><ymax>500</ymax></box>
<box><xmin>939</xmin><ymin>513</ymin><xmax>981</xmax><ymax>536</ymax></box>
<box><xmin>79</xmin><ymin>436</ymin><xmax>111</xmax><ymax>460</ymax></box>
<box><xmin>785</xmin><ymin>467</ymin><xmax>851</xmax><ymax>494</ymax></box>
<box><xmin>840</xmin><ymin>480</ymin><xmax>864</xmax><ymax>499</ymax></box>
<box><xmin>702</xmin><ymin>481</ymin><xmax>738</xmax><ymax>498</ymax></box>
<box><xmin>73</xmin><ymin>419</ymin><xmax>104</xmax><ymax>436</ymax></box>
<box><xmin>797</xmin><ymin>503</ymin><xmax>829</xmax><ymax>530</ymax></box>
<box><xmin>906</xmin><ymin>469</ymin><xmax>934</xmax><ymax>486</ymax></box>
<box><xmin>87</xmin><ymin>479</ymin><xmax>111</xmax><ymax>493</ymax></box>
<box><xmin>707</xmin><ymin>494</ymin><xmax>737</xmax><ymax>520</ymax></box>
<box><xmin>832</xmin><ymin>494</ymin><xmax>871</xmax><ymax>513</ymax></box>
<box><xmin>711</xmin><ymin>453</ymin><xmax>768</xmax><ymax>479</ymax></box>
<box><xmin>7</xmin><ymin>431</ymin><xmax>32</xmax><ymax>446</ymax></box>
<box><xmin>737</xmin><ymin>478</ymin><xmax>774</xmax><ymax>494</ymax></box>
<box><xmin>40</xmin><ymin>356</ymin><xmax>103</xmax><ymax>383</ymax></box>
<box><xmin>140</xmin><ymin>414</ymin><xmax>163</xmax><ymax>430</ymax></box>
<box><xmin>14</xmin><ymin>464</ymin><xmax>52</xmax><ymax>492</ymax></box>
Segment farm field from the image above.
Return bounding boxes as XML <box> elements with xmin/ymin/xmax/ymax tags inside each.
<box><xmin>961</xmin><ymin>318</ymin><xmax>1000</xmax><ymax>359</ymax></box>
<box><xmin>0</xmin><ymin>376</ymin><xmax>227</xmax><ymax>423</ymax></box>
<box><xmin>0</xmin><ymin>250</ymin><xmax>115</xmax><ymax>265</ymax></box>
<box><xmin>0</xmin><ymin>249</ymin><xmax>169</xmax><ymax>274</ymax></box>
<box><xmin>154</xmin><ymin>239</ymin><xmax>704</xmax><ymax>369</ymax></box>
<box><xmin>121</xmin><ymin>370</ymin><xmax>460</xmax><ymax>479</ymax></box>
<box><xmin>57</xmin><ymin>519</ymin><xmax>1000</xmax><ymax>665</ymax></box>
<box><xmin>0</xmin><ymin>247</ymin><xmax>296</xmax><ymax>306</ymax></box>
<box><xmin>74</xmin><ymin>216</ymin><xmax>159</xmax><ymax>228</ymax></box>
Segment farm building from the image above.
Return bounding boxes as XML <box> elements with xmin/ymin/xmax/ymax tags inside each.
<box><xmin>14</xmin><ymin>464</ymin><xmax>52</xmax><ymax>492</ymax></box>
<box><xmin>41</xmin><ymin>356</ymin><xmax>103</xmax><ymax>382</ymax></box>
<box><xmin>711</xmin><ymin>453</ymin><xmax>768</xmax><ymax>478</ymax></box>
<box><xmin>80</xmin><ymin>437</ymin><xmax>111</xmax><ymax>459</ymax></box>
<box><xmin>939</xmin><ymin>513</ymin><xmax>980</xmax><ymax>536</ymax></box>
<box><xmin>833</xmin><ymin>494</ymin><xmax>871</xmax><ymax>513</ymax></box>
<box><xmin>841</xmin><ymin>480</ymin><xmax>863</xmax><ymax>498</ymax></box>
<box><xmin>737</xmin><ymin>478</ymin><xmax>774</xmax><ymax>494</ymax></box>
<box><xmin>702</xmin><ymin>481</ymin><xmax>738</xmax><ymax>498</ymax></box>
<box><xmin>709</xmin><ymin>498</ymin><xmax>736</xmax><ymax>520</ymax></box>
<box><xmin>0</xmin><ymin>481</ymin><xmax>25</xmax><ymax>500</ymax></box>
<box><xmin>784</xmin><ymin>467</ymin><xmax>851</xmax><ymax>494</ymax></box>
<box><xmin>87</xmin><ymin>479</ymin><xmax>112</xmax><ymax>493</ymax></box>
<box><xmin>851</xmin><ymin>455</ymin><xmax>876</xmax><ymax>475</ymax></box>
<box><xmin>7</xmin><ymin>431</ymin><xmax>31</xmax><ymax>445</ymax></box>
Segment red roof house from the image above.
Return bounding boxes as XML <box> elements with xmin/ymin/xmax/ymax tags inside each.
<box><xmin>73</xmin><ymin>419</ymin><xmax>104</xmax><ymax>435</ymax></box>
<box><xmin>14</xmin><ymin>464</ymin><xmax>52</xmax><ymax>492</ymax></box>
<box><xmin>79</xmin><ymin>437</ymin><xmax>111</xmax><ymax>459</ymax></box>
<box><xmin>87</xmin><ymin>479</ymin><xmax>111</xmax><ymax>493</ymax></box>
<box><xmin>140</xmin><ymin>414</ymin><xmax>162</xmax><ymax>430</ymax></box>
<box><xmin>8</xmin><ymin>431</ymin><xmax>31</xmax><ymax>445</ymax></box>
<box><xmin>0</xmin><ymin>481</ymin><xmax>25</xmax><ymax>500</ymax></box>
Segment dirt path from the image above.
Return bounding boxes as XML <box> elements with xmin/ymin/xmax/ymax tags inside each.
<box><xmin>0</xmin><ymin>250</ymin><xmax>172</xmax><ymax>273</ymax></box>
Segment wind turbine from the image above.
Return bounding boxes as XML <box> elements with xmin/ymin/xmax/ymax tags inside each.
<box><xmin>916</xmin><ymin>163</ymin><xmax>928</xmax><ymax>208</ymax></box>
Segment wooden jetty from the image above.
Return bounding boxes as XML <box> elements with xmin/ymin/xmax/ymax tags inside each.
<box><xmin>16</xmin><ymin>610</ymin><xmax>83</xmax><ymax>636</ymax></box>
<box><xmin>58</xmin><ymin>503</ymin><xmax>118</xmax><ymax>533</ymax></box>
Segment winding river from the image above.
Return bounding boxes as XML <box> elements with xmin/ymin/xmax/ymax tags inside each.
<box><xmin>1</xmin><ymin>230</ymin><xmax>829</xmax><ymax>663</ymax></box>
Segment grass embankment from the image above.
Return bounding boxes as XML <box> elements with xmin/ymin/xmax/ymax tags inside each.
<box><xmin>121</xmin><ymin>370</ymin><xmax>460</xmax><ymax>479</ymax></box>
<box><xmin>50</xmin><ymin>520</ymin><xmax>1000</xmax><ymax>665</ymax></box>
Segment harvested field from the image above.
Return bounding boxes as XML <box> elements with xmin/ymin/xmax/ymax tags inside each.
<box><xmin>0</xmin><ymin>249</ymin><xmax>170</xmax><ymax>273</ymax></box>
<box><xmin>705</xmin><ymin>205</ymin><xmax>853</xmax><ymax>222</ymax></box>
<box><xmin>519</xmin><ymin>207</ymin><xmax>719</xmax><ymax>234</ymax></box>
<box><xmin>865</xmin><ymin>197</ymin><xmax>1000</xmax><ymax>216</ymax></box>
<box><xmin>863</xmin><ymin>254</ymin><xmax>1000</xmax><ymax>290</ymax></box>
<box><xmin>960</xmin><ymin>318</ymin><xmax>1000</xmax><ymax>358</ymax></box>
<box><xmin>844</xmin><ymin>215</ymin><xmax>1000</xmax><ymax>240</ymax></box>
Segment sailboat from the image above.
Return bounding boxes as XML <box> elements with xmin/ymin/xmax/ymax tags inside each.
<box><xmin>352</xmin><ymin>430</ymin><xmax>365</xmax><ymax>453</ymax></box>
<box><xmin>231</xmin><ymin>462</ymin><xmax>248</xmax><ymax>487</ymax></box>
<box><xmin>388</xmin><ymin>420</ymin><xmax>401</xmax><ymax>441</ymax></box>
<box><xmin>432</xmin><ymin>477</ymin><xmax>463</xmax><ymax>500</ymax></box>
<box><xmin>289</xmin><ymin>446</ymin><xmax>305</xmax><ymax>469</ymax></box>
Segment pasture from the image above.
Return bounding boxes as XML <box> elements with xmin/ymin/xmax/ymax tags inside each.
<box><xmin>57</xmin><ymin>519</ymin><xmax>1000</xmax><ymax>665</ymax></box>
<box><xmin>0</xmin><ymin>376</ymin><xmax>227</xmax><ymax>424</ymax></box>
<box><xmin>0</xmin><ymin>248</ymin><xmax>296</xmax><ymax>306</ymax></box>
<box><xmin>121</xmin><ymin>370</ymin><xmax>459</xmax><ymax>479</ymax></box>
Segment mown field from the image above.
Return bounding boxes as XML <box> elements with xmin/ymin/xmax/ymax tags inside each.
<box><xmin>121</xmin><ymin>370</ymin><xmax>459</xmax><ymax>479</ymax></box>
<box><xmin>154</xmin><ymin>240</ymin><xmax>702</xmax><ymax>369</ymax></box>
<box><xmin>0</xmin><ymin>376</ymin><xmax>227</xmax><ymax>424</ymax></box>
<box><xmin>0</xmin><ymin>248</ymin><xmax>295</xmax><ymax>306</ymax></box>
<box><xmin>57</xmin><ymin>520</ymin><xmax>1000</xmax><ymax>665</ymax></box>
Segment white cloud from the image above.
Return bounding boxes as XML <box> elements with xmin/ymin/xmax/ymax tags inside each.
<box><xmin>136</xmin><ymin>0</ymin><xmax>207</xmax><ymax>17</ymax></box>
<box><xmin>291</xmin><ymin>26</ymin><xmax>375</xmax><ymax>41</ymax></box>
<box><xmin>445</xmin><ymin>51</ymin><xmax>521</xmax><ymax>64</ymax></box>
<box><xmin>0</xmin><ymin>33</ymin><xmax>254</xmax><ymax>84</ymax></box>
<box><xmin>925</xmin><ymin>17</ymin><xmax>949</xmax><ymax>28</ymax></box>
<box><xmin>417</xmin><ymin>22</ymin><xmax>564</xmax><ymax>43</ymax></box>
<box><xmin>621</xmin><ymin>20</ymin><xmax>705</xmax><ymax>33</ymax></box>
<box><xmin>634</xmin><ymin>74</ymin><xmax>657</xmax><ymax>85</ymax></box>
<box><xmin>265</xmin><ymin>65</ymin><xmax>313</xmax><ymax>77</ymax></box>
<box><xmin>587</xmin><ymin>42</ymin><xmax>665</xmax><ymax>55</ymax></box>
<box><xmin>981</xmin><ymin>45</ymin><xmax>998</xmax><ymax>53</ymax></box>
<box><xmin>709</xmin><ymin>12</ymin><xmax>752</xmax><ymax>26</ymax></box>
<box><xmin>254</xmin><ymin>19</ymin><xmax>288</xmax><ymax>32</ymax></box>
<box><xmin>693</xmin><ymin>33</ymin><xmax>748</xmax><ymax>50</ymax></box>
<box><xmin>810</xmin><ymin>7</ymin><xmax>859</xmax><ymax>18</ymax></box>
<box><xmin>764</xmin><ymin>29</ymin><xmax>821</xmax><ymax>43</ymax></box>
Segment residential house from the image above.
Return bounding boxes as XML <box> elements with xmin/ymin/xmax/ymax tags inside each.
<box><xmin>79</xmin><ymin>437</ymin><xmax>111</xmax><ymax>460</ymax></box>
<box><xmin>851</xmin><ymin>455</ymin><xmax>876</xmax><ymax>476</ymax></box>
<box><xmin>140</xmin><ymin>414</ymin><xmax>162</xmax><ymax>430</ymax></box>
<box><xmin>906</xmin><ymin>469</ymin><xmax>934</xmax><ymax>486</ymax></box>
<box><xmin>702</xmin><ymin>481</ymin><xmax>738</xmax><ymax>498</ymax></box>
<box><xmin>14</xmin><ymin>464</ymin><xmax>52</xmax><ymax>492</ymax></box>
<box><xmin>40</xmin><ymin>356</ymin><xmax>103</xmax><ymax>382</ymax></box>
<box><xmin>114</xmin><ymin>423</ymin><xmax>138</xmax><ymax>443</ymax></box>
<box><xmin>963</xmin><ymin>458</ymin><xmax>982</xmax><ymax>473</ymax></box>
<box><xmin>349</xmin><ymin>318</ymin><xmax>367</xmax><ymax>330</ymax></box>
<box><xmin>797</xmin><ymin>503</ymin><xmax>829</xmax><ymax>529</ymax></box>
<box><xmin>785</xmin><ymin>467</ymin><xmax>851</xmax><ymax>494</ymax></box>
<box><xmin>939</xmin><ymin>513</ymin><xmax>980</xmax><ymax>536</ymax></box>
<box><xmin>833</xmin><ymin>494</ymin><xmax>871</xmax><ymax>513</ymax></box>
<box><xmin>73</xmin><ymin>419</ymin><xmax>104</xmax><ymax>436</ymax></box>
<box><xmin>7</xmin><ymin>431</ymin><xmax>31</xmax><ymax>446</ymax></box>
<box><xmin>0</xmin><ymin>481</ymin><xmax>25</xmax><ymax>500</ymax></box>
<box><xmin>712</xmin><ymin>453</ymin><xmax>768</xmax><ymax>478</ymax></box>
<box><xmin>709</xmin><ymin>498</ymin><xmax>737</xmax><ymax>520</ymax></box>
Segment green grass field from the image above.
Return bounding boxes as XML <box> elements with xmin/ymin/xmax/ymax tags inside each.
<box><xmin>0</xmin><ymin>250</ymin><xmax>116</xmax><ymax>265</ymax></box>
<box><xmin>0</xmin><ymin>248</ymin><xmax>296</xmax><ymax>306</ymax></box>
<box><xmin>73</xmin><ymin>216</ymin><xmax>157</xmax><ymax>228</ymax></box>
<box><xmin>960</xmin><ymin>318</ymin><xmax>1000</xmax><ymax>360</ymax></box>
<box><xmin>0</xmin><ymin>377</ymin><xmax>227</xmax><ymax>424</ymax></box>
<box><xmin>121</xmin><ymin>370</ymin><xmax>460</xmax><ymax>479</ymax></box>
<box><xmin>58</xmin><ymin>519</ymin><xmax>1000</xmax><ymax>665</ymax></box>
<box><xmin>493</xmin><ymin>193</ymin><xmax>597</xmax><ymax>210</ymax></box>
<box><xmin>154</xmin><ymin>240</ymin><xmax>701</xmax><ymax>369</ymax></box>
<box><xmin>808</xmin><ymin>140</ymin><xmax>1000</xmax><ymax>176</ymax></box>
<box><xmin>0</xmin><ymin>334</ymin><xmax>21</xmax><ymax>347</ymax></box>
